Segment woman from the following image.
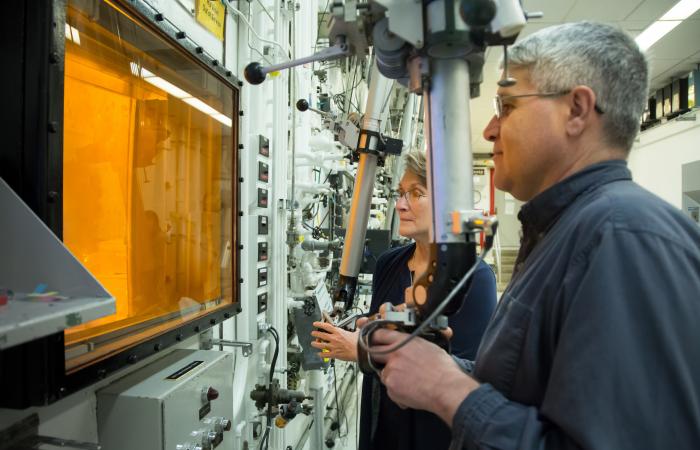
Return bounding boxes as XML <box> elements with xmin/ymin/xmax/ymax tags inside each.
<box><xmin>311</xmin><ymin>149</ymin><xmax>498</xmax><ymax>450</ymax></box>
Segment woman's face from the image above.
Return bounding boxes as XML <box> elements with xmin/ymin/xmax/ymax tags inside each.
<box><xmin>396</xmin><ymin>170</ymin><xmax>431</xmax><ymax>243</ymax></box>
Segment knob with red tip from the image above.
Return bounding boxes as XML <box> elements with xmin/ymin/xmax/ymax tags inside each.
<box><xmin>201</xmin><ymin>386</ymin><xmax>219</xmax><ymax>403</ymax></box>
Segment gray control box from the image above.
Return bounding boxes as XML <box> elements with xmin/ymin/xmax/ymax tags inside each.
<box><xmin>97</xmin><ymin>349</ymin><xmax>234</xmax><ymax>450</ymax></box>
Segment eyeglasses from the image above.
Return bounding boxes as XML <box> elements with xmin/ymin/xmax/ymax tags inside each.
<box><xmin>392</xmin><ymin>188</ymin><xmax>427</xmax><ymax>208</ymax></box>
<box><xmin>493</xmin><ymin>90</ymin><xmax>605</xmax><ymax>119</ymax></box>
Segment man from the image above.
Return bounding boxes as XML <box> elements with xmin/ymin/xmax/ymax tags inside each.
<box><xmin>371</xmin><ymin>21</ymin><xmax>700</xmax><ymax>449</ymax></box>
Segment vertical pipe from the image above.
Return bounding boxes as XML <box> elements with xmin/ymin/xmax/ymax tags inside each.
<box><xmin>426</xmin><ymin>58</ymin><xmax>473</xmax><ymax>243</ymax></box>
<box><xmin>308</xmin><ymin>369</ymin><xmax>325</xmax><ymax>450</ymax></box>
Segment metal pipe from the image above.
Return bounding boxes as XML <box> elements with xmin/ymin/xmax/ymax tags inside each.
<box><xmin>426</xmin><ymin>58</ymin><xmax>474</xmax><ymax>243</ymax></box>
<box><xmin>308</xmin><ymin>369</ymin><xmax>325</xmax><ymax>450</ymax></box>
<box><xmin>334</xmin><ymin>63</ymin><xmax>393</xmax><ymax>311</ymax></box>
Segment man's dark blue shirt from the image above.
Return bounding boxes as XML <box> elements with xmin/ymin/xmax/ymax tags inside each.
<box><xmin>451</xmin><ymin>160</ymin><xmax>700</xmax><ymax>449</ymax></box>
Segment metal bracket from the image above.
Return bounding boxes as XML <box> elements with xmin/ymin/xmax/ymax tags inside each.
<box><xmin>211</xmin><ymin>339</ymin><xmax>254</xmax><ymax>357</ymax></box>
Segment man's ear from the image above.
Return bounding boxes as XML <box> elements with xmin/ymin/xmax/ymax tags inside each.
<box><xmin>566</xmin><ymin>85</ymin><xmax>598</xmax><ymax>137</ymax></box>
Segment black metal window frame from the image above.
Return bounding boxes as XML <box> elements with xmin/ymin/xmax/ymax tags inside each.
<box><xmin>0</xmin><ymin>0</ymin><xmax>243</xmax><ymax>408</ymax></box>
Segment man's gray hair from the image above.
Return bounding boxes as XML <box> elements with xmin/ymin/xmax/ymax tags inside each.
<box><xmin>506</xmin><ymin>21</ymin><xmax>649</xmax><ymax>151</ymax></box>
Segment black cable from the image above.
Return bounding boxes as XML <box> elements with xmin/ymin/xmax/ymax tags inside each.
<box><xmin>262</xmin><ymin>326</ymin><xmax>280</xmax><ymax>450</ymax></box>
<box><xmin>267</xmin><ymin>327</ymin><xmax>280</xmax><ymax>384</ymax></box>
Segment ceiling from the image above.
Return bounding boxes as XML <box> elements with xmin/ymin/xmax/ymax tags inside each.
<box><xmin>469</xmin><ymin>0</ymin><xmax>700</xmax><ymax>153</ymax></box>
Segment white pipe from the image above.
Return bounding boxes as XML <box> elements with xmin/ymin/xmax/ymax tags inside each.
<box><xmin>258</xmin><ymin>340</ymin><xmax>270</xmax><ymax>384</ymax></box>
<box><xmin>225</xmin><ymin>3</ymin><xmax>291</xmax><ymax>58</ymax></box>
<box><xmin>308</xmin><ymin>369</ymin><xmax>325</xmax><ymax>449</ymax></box>
<box><xmin>234</xmin><ymin>420</ymin><xmax>247</xmax><ymax>450</ymax></box>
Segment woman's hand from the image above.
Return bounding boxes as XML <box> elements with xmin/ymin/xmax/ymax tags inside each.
<box><xmin>310</xmin><ymin>322</ymin><xmax>359</xmax><ymax>362</ymax></box>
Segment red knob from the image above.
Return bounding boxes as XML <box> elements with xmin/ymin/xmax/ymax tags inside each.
<box><xmin>207</xmin><ymin>387</ymin><xmax>219</xmax><ymax>401</ymax></box>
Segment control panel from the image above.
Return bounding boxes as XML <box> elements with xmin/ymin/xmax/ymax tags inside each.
<box><xmin>258</xmin><ymin>161</ymin><xmax>269</xmax><ymax>182</ymax></box>
<box><xmin>257</xmin><ymin>241</ymin><xmax>268</xmax><ymax>262</ymax></box>
<box><xmin>255</xmin><ymin>135</ymin><xmax>270</xmax><ymax>316</ymax></box>
<box><xmin>258</xmin><ymin>292</ymin><xmax>268</xmax><ymax>313</ymax></box>
<box><xmin>97</xmin><ymin>350</ymin><xmax>234</xmax><ymax>450</ymax></box>
<box><xmin>258</xmin><ymin>216</ymin><xmax>269</xmax><ymax>235</ymax></box>
<box><xmin>257</xmin><ymin>267</ymin><xmax>268</xmax><ymax>287</ymax></box>
<box><xmin>257</xmin><ymin>187</ymin><xmax>268</xmax><ymax>208</ymax></box>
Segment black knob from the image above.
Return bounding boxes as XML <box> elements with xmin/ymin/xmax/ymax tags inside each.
<box><xmin>460</xmin><ymin>0</ymin><xmax>497</xmax><ymax>28</ymax></box>
<box><xmin>244</xmin><ymin>62</ymin><xmax>266</xmax><ymax>85</ymax></box>
<box><xmin>296</xmin><ymin>99</ymin><xmax>309</xmax><ymax>112</ymax></box>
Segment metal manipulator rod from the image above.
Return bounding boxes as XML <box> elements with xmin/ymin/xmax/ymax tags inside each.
<box><xmin>244</xmin><ymin>37</ymin><xmax>350</xmax><ymax>85</ymax></box>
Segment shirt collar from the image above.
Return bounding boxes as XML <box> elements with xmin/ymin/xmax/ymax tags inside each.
<box><xmin>518</xmin><ymin>160</ymin><xmax>632</xmax><ymax>234</ymax></box>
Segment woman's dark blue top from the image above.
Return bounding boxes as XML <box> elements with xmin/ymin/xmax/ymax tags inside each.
<box><xmin>358</xmin><ymin>243</ymin><xmax>497</xmax><ymax>450</ymax></box>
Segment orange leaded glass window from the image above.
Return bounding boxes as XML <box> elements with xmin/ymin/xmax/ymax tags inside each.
<box><xmin>62</xmin><ymin>0</ymin><xmax>235</xmax><ymax>369</ymax></box>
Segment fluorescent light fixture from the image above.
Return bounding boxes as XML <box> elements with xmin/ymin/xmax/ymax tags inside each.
<box><xmin>635</xmin><ymin>20</ymin><xmax>682</xmax><ymax>51</ymax></box>
<box><xmin>65</xmin><ymin>23</ymin><xmax>72</xmax><ymax>41</ymax></box>
<box><xmin>660</xmin><ymin>0</ymin><xmax>700</xmax><ymax>20</ymax></box>
<box><xmin>635</xmin><ymin>0</ymin><xmax>700</xmax><ymax>51</ymax></box>
<box><xmin>132</xmin><ymin>62</ymin><xmax>232</xmax><ymax>128</ymax></box>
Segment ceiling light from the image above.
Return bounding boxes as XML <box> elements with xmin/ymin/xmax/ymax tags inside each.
<box><xmin>635</xmin><ymin>20</ymin><xmax>682</xmax><ymax>51</ymax></box>
<box><xmin>660</xmin><ymin>0</ymin><xmax>700</xmax><ymax>20</ymax></box>
<box><xmin>635</xmin><ymin>0</ymin><xmax>700</xmax><ymax>51</ymax></box>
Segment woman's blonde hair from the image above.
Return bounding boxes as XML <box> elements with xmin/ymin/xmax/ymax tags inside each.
<box><xmin>403</xmin><ymin>148</ymin><xmax>427</xmax><ymax>186</ymax></box>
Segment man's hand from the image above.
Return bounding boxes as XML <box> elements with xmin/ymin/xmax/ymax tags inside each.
<box><xmin>310</xmin><ymin>322</ymin><xmax>359</xmax><ymax>362</ymax></box>
<box><xmin>370</xmin><ymin>328</ymin><xmax>479</xmax><ymax>425</ymax></box>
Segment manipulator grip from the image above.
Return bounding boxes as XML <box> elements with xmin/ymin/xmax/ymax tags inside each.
<box><xmin>332</xmin><ymin>274</ymin><xmax>358</xmax><ymax>315</ymax></box>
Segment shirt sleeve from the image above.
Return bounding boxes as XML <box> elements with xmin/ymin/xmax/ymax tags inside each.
<box><xmin>452</xmin><ymin>356</ymin><xmax>475</xmax><ymax>374</ymax></box>
<box><xmin>451</xmin><ymin>227</ymin><xmax>700</xmax><ymax>449</ymax></box>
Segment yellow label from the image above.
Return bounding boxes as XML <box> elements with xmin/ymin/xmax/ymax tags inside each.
<box><xmin>195</xmin><ymin>0</ymin><xmax>225</xmax><ymax>41</ymax></box>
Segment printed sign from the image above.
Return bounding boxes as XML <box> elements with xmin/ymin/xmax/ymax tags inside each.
<box><xmin>196</xmin><ymin>0</ymin><xmax>225</xmax><ymax>41</ymax></box>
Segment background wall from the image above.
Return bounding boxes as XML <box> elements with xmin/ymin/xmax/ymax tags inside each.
<box><xmin>629</xmin><ymin>115</ymin><xmax>700</xmax><ymax>209</ymax></box>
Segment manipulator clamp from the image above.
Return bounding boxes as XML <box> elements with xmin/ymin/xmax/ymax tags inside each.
<box><xmin>356</xmin><ymin>214</ymin><xmax>498</xmax><ymax>375</ymax></box>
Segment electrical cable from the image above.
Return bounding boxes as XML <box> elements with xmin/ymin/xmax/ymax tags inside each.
<box><xmin>225</xmin><ymin>2</ymin><xmax>291</xmax><ymax>59</ymax></box>
<box><xmin>260</xmin><ymin>326</ymin><xmax>280</xmax><ymax>450</ymax></box>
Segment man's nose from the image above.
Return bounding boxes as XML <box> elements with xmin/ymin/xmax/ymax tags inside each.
<box><xmin>483</xmin><ymin>115</ymin><xmax>499</xmax><ymax>143</ymax></box>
